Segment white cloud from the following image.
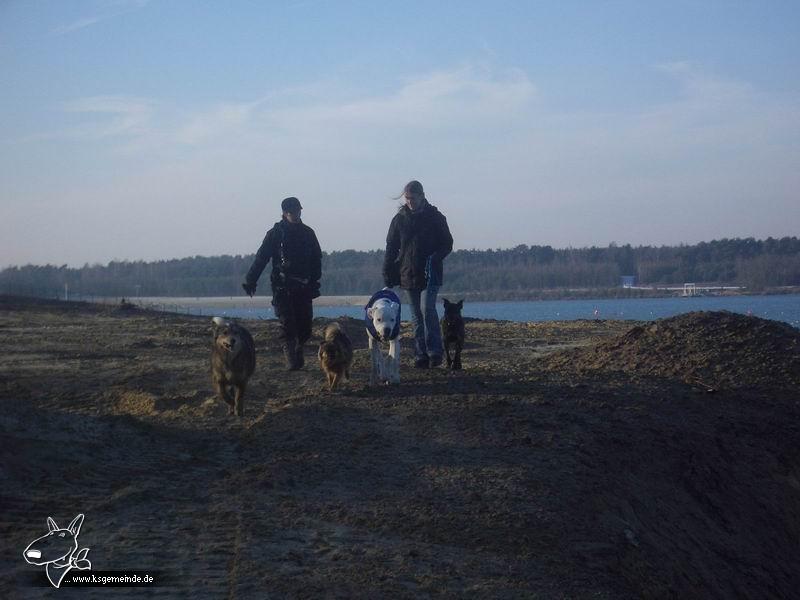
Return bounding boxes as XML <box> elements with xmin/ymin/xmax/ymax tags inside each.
<box><xmin>173</xmin><ymin>101</ymin><xmax>262</xmax><ymax>145</ymax></box>
<box><xmin>264</xmin><ymin>66</ymin><xmax>536</xmax><ymax>132</ymax></box>
<box><xmin>61</xmin><ymin>95</ymin><xmax>156</xmax><ymax>140</ymax></box>
<box><xmin>52</xmin><ymin>16</ymin><xmax>105</xmax><ymax>35</ymax></box>
<box><xmin>52</xmin><ymin>0</ymin><xmax>151</xmax><ymax>36</ymax></box>
<box><xmin>48</xmin><ymin>66</ymin><xmax>537</xmax><ymax>153</ymax></box>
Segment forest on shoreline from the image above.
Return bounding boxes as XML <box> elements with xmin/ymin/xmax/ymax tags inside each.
<box><xmin>2</xmin><ymin>237</ymin><xmax>799</xmax><ymax>300</ymax></box>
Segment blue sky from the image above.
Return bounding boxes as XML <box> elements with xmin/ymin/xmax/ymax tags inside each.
<box><xmin>1</xmin><ymin>0</ymin><xmax>799</xmax><ymax>267</ymax></box>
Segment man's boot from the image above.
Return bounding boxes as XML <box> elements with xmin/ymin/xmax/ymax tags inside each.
<box><xmin>283</xmin><ymin>338</ymin><xmax>299</xmax><ymax>371</ymax></box>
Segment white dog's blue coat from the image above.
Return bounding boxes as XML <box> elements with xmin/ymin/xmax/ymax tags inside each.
<box><xmin>364</xmin><ymin>289</ymin><xmax>401</xmax><ymax>340</ymax></box>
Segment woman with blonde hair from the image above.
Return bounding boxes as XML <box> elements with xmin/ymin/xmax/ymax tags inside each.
<box><xmin>382</xmin><ymin>180</ymin><xmax>453</xmax><ymax>368</ymax></box>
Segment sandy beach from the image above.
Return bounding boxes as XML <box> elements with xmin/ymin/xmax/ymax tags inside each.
<box><xmin>1</xmin><ymin>295</ymin><xmax>798</xmax><ymax>598</ymax></box>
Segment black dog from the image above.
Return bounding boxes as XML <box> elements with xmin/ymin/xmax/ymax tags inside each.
<box><xmin>440</xmin><ymin>298</ymin><xmax>465</xmax><ymax>370</ymax></box>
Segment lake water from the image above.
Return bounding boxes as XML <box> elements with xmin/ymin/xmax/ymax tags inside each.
<box><xmin>192</xmin><ymin>294</ymin><xmax>800</xmax><ymax>327</ymax></box>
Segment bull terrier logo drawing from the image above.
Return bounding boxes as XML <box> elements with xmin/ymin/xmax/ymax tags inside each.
<box><xmin>23</xmin><ymin>514</ymin><xmax>91</xmax><ymax>588</ymax></box>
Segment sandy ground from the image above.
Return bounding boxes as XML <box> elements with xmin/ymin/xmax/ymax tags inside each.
<box><xmin>1</xmin><ymin>295</ymin><xmax>798</xmax><ymax>599</ymax></box>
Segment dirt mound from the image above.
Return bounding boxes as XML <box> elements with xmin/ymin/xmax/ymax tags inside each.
<box><xmin>112</xmin><ymin>298</ymin><xmax>140</xmax><ymax>314</ymax></box>
<box><xmin>543</xmin><ymin>311</ymin><xmax>800</xmax><ymax>389</ymax></box>
<box><xmin>0</xmin><ymin>293</ymin><xmax>101</xmax><ymax>315</ymax></box>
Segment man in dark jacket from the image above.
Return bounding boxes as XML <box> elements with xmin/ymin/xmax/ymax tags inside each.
<box><xmin>243</xmin><ymin>197</ymin><xmax>322</xmax><ymax>370</ymax></box>
<box><xmin>383</xmin><ymin>180</ymin><xmax>453</xmax><ymax>368</ymax></box>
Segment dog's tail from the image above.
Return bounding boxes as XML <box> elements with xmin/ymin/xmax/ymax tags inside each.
<box><xmin>323</xmin><ymin>322</ymin><xmax>342</xmax><ymax>341</ymax></box>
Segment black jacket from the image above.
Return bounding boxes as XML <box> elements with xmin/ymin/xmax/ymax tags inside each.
<box><xmin>245</xmin><ymin>219</ymin><xmax>322</xmax><ymax>297</ymax></box>
<box><xmin>383</xmin><ymin>201</ymin><xmax>453</xmax><ymax>290</ymax></box>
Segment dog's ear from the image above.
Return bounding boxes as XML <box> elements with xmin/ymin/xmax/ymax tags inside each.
<box><xmin>367</xmin><ymin>307</ymin><xmax>375</xmax><ymax>319</ymax></box>
<box><xmin>442</xmin><ymin>298</ymin><xmax>450</xmax><ymax>306</ymax></box>
<box><xmin>68</xmin><ymin>514</ymin><xmax>84</xmax><ymax>537</ymax></box>
<box><xmin>456</xmin><ymin>300</ymin><xmax>463</xmax><ymax>309</ymax></box>
<box><xmin>389</xmin><ymin>302</ymin><xmax>399</xmax><ymax>311</ymax></box>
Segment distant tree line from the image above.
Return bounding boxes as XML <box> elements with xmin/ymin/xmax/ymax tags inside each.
<box><xmin>2</xmin><ymin>237</ymin><xmax>799</xmax><ymax>300</ymax></box>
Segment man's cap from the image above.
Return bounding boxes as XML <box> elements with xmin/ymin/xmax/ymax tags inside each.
<box><xmin>281</xmin><ymin>197</ymin><xmax>302</xmax><ymax>212</ymax></box>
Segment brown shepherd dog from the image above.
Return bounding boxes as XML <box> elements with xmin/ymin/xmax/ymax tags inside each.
<box><xmin>318</xmin><ymin>322</ymin><xmax>354</xmax><ymax>391</ymax></box>
<box><xmin>211</xmin><ymin>317</ymin><xmax>256</xmax><ymax>417</ymax></box>
<box><xmin>441</xmin><ymin>298</ymin><xmax>465</xmax><ymax>370</ymax></box>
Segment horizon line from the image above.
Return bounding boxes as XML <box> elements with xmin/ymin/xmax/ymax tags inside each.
<box><xmin>2</xmin><ymin>235</ymin><xmax>797</xmax><ymax>271</ymax></box>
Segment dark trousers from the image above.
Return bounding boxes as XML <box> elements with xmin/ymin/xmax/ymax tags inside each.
<box><xmin>272</xmin><ymin>288</ymin><xmax>313</xmax><ymax>346</ymax></box>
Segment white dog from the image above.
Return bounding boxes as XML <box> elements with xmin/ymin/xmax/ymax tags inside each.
<box><xmin>365</xmin><ymin>289</ymin><xmax>401</xmax><ymax>385</ymax></box>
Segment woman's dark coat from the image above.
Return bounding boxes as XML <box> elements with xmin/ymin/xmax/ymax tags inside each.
<box><xmin>383</xmin><ymin>202</ymin><xmax>453</xmax><ymax>290</ymax></box>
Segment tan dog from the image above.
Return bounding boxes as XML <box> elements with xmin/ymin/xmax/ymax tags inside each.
<box><xmin>318</xmin><ymin>322</ymin><xmax>353</xmax><ymax>391</ymax></box>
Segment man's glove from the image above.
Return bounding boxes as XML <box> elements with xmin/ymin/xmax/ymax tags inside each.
<box><xmin>242</xmin><ymin>282</ymin><xmax>257</xmax><ymax>297</ymax></box>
